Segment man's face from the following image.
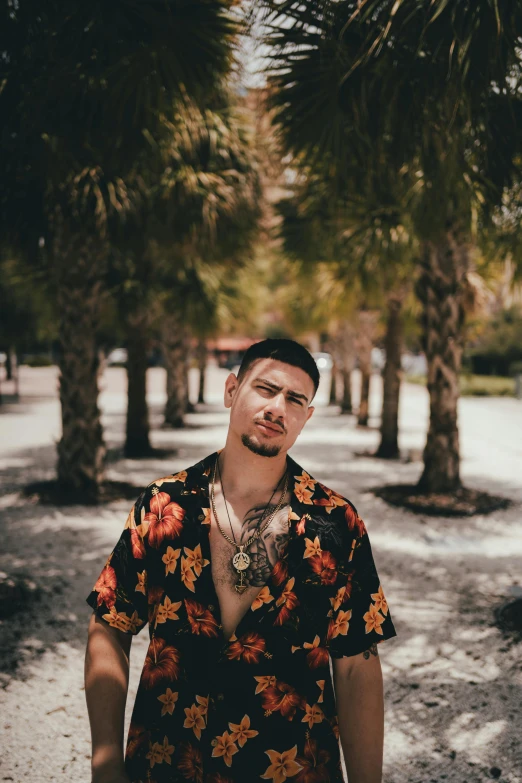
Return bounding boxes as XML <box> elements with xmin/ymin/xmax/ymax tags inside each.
<box><xmin>224</xmin><ymin>358</ymin><xmax>316</xmax><ymax>458</ymax></box>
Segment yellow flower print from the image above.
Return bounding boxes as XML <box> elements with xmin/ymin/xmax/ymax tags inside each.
<box><xmin>275</xmin><ymin>577</ymin><xmax>296</xmax><ymax>607</ymax></box>
<box><xmin>293</xmin><ymin>471</ymin><xmax>316</xmax><ymax>491</ymax></box>
<box><xmin>181</xmin><ymin>556</ymin><xmax>196</xmax><ymax>592</ymax></box>
<box><xmin>254</xmin><ymin>675</ymin><xmax>276</xmax><ymax>694</ymax></box>
<box><xmin>211</xmin><ymin>730</ymin><xmax>239</xmax><ymax>767</ymax></box>
<box><xmin>303</xmin><ymin>536</ymin><xmax>322</xmax><ymax>559</ymax></box>
<box><xmin>330</xmin><ymin>609</ymin><xmax>352</xmax><ymax>638</ymax></box>
<box><xmin>371</xmin><ymin>585</ymin><xmax>389</xmax><ymax>616</ymax></box>
<box><xmin>156</xmin><ymin>596</ymin><xmax>182</xmax><ymax>624</ymax></box>
<box><xmin>135</xmin><ymin>570</ymin><xmax>147</xmax><ymax>595</ymax></box>
<box><xmin>196</xmin><ymin>694</ymin><xmax>209</xmax><ymax>718</ymax></box>
<box><xmin>158</xmin><ymin>688</ymin><xmax>178</xmax><ymax>717</ymax></box>
<box><xmin>303</xmin><ymin>634</ymin><xmax>321</xmax><ymax>651</ymax></box>
<box><xmin>183</xmin><ymin>544</ymin><xmax>210</xmax><ymax>577</ymax></box>
<box><xmin>102</xmin><ymin>607</ymin><xmax>144</xmax><ymax>634</ymax></box>
<box><xmin>251</xmin><ymin>586</ymin><xmax>274</xmax><ymax>611</ymax></box>
<box><xmin>330</xmin><ymin>586</ymin><xmax>346</xmax><ymax>611</ymax></box>
<box><xmin>302</xmin><ymin>703</ymin><xmax>325</xmax><ymax>728</ymax></box>
<box><xmin>363</xmin><ymin>603</ymin><xmax>385</xmax><ymax>635</ymax></box>
<box><xmin>348</xmin><ymin>538</ymin><xmax>356</xmax><ymax>562</ymax></box>
<box><xmin>228</xmin><ymin>714</ymin><xmax>259</xmax><ymax>747</ymax></box>
<box><xmin>316</xmin><ymin>679</ymin><xmax>325</xmax><ymax>703</ymax></box>
<box><xmin>146</xmin><ymin>736</ymin><xmax>174</xmax><ymax>767</ymax></box>
<box><xmin>184</xmin><ymin>704</ymin><xmax>206</xmax><ymax>740</ymax></box>
<box><xmin>261</xmin><ymin>745</ymin><xmax>303</xmax><ymax>783</ymax></box>
<box><xmin>162</xmin><ymin>546</ymin><xmax>181</xmax><ymax>576</ymax></box>
<box><xmin>124</xmin><ymin>506</ymin><xmax>136</xmax><ymax>530</ymax></box>
<box><xmin>200</xmin><ymin>508</ymin><xmax>211</xmax><ymax>526</ymax></box>
<box><xmin>294</xmin><ymin>484</ymin><xmax>314</xmax><ymax>504</ymax></box>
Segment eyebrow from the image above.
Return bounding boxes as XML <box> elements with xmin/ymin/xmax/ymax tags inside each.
<box><xmin>254</xmin><ymin>377</ymin><xmax>310</xmax><ymax>403</ymax></box>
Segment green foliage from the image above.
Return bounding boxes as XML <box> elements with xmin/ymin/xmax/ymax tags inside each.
<box><xmin>466</xmin><ymin>306</ymin><xmax>522</xmax><ymax>376</ymax></box>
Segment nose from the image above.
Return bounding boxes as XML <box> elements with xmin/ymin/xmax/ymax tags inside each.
<box><xmin>264</xmin><ymin>392</ymin><xmax>286</xmax><ymax>425</ymax></box>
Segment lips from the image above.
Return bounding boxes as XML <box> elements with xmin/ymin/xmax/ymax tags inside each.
<box><xmin>256</xmin><ymin>420</ymin><xmax>283</xmax><ymax>435</ymax></box>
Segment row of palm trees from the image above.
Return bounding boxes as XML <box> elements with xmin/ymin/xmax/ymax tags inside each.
<box><xmin>259</xmin><ymin>0</ymin><xmax>522</xmax><ymax>494</ymax></box>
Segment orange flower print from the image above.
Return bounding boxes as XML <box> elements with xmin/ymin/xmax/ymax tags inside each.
<box><xmin>102</xmin><ymin>607</ymin><xmax>143</xmax><ymax>634</ymax></box>
<box><xmin>251</xmin><ymin>585</ymin><xmax>274</xmax><ymax>611</ymax></box>
<box><xmin>185</xmin><ymin>599</ymin><xmax>219</xmax><ymax>637</ymax></box>
<box><xmin>271</xmin><ymin>559</ymin><xmax>288</xmax><ymax>587</ymax></box>
<box><xmin>135</xmin><ymin>570</ymin><xmax>147</xmax><ymax>595</ymax></box>
<box><xmin>183</xmin><ymin>544</ymin><xmax>210</xmax><ymax>577</ymax></box>
<box><xmin>228</xmin><ymin>714</ymin><xmax>259</xmax><ymax>747</ymax></box>
<box><xmin>303</xmin><ymin>636</ymin><xmax>329</xmax><ymax>669</ymax></box>
<box><xmin>294</xmin><ymin>472</ymin><xmax>316</xmax><ymax>491</ymax></box>
<box><xmin>184</xmin><ymin>704</ymin><xmax>206</xmax><ymax>740</ymax></box>
<box><xmin>262</xmin><ymin>681</ymin><xmax>304</xmax><ymax>720</ymax></box>
<box><xmin>348</xmin><ymin>538</ymin><xmax>357</xmax><ymax>562</ymax></box>
<box><xmin>261</xmin><ymin>745</ymin><xmax>303</xmax><ymax>783</ymax></box>
<box><xmin>345</xmin><ymin>504</ymin><xmax>367</xmax><ymax>537</ymax></box>
<box><xmin>227</xmin><ymin>631</ymin><xmax>266</xmax><ymax>664</ymax></box>
<box><xmin>94</xmin><ymin>565</ymin><xmax>117</xmax><ymax>608</ymax></box>
<box><xmin>200</xmin><ymin>508</ymin><xmax>211</xmax><ymax>526</ymax></box>
<box><xmin>206</xmin><ymin>774</ymin><xmax>234</xmax><ymax>783</ymax></box>
<box><xmin>144</xmin><ymin>490</ymin><xmax>185</xmax><ymax>548</ymax></box>
<box><xmin>329</xmin><ymin>609</ymin><xmax>352</xmax><ymax>638</ymax></box>
<box><xmin>126</xmin><ymin>724</ymin><xmax>150</xmax><ymax>758</ymax></box>
<box><xmin>371</xmin><ymin>585</ymin><xmax>388</xmax><ymax>616</ymax></box>
<box><xmin>309</xmin><ymin>551</ymin><xmax>337</xmax><ymax>586</ymax></box>
<box><xmin>330</xmin><ymin>586</ymin><xmax>346</xmax><ymax>611</ymax></box>
<box><xmin>157</xmin><ymin>687</ymin><xmax>178</xmax><ymax>716</ymax></box>
<box><xmin>177</xmin><ymin>742</ymin><xmax>203</xmax><ymax>783</ymax></box>
<box><xmin>363</xmin><ymin>603</ymin><xmax>385</xmax><ymax>635</ymax></box>
<box><xmin>254</xmin><ymin>675</ymin><xmax>276</xmax><ymax>694</ymax></box>
<box><xmin>301</xmin><ymin>703</ymin><xmax>324</xmax><ymax>729</ymax></box>
<box><xmin>211</xmin><ymin>730</ymin><xmax>239</xmax><ymax>767</ymax></box>
<box><xmin>296</xmin><ymin>516</ymin><xmax>307</xmax><ymax>536</ymax></box>
<box><xmin>181</xmin><ymin>557</ymin><xmax>197</xmax><ymax>592</ymax></box>
<box><xmin>294</xmin><ymin>484</ymin><xmax>314</xmax><ymax>504</ymax></box>
<box><xmin>313</xmin><ymin>487</ymin><xmax>347</xmax><ymax>514</ymax></box>
<box><xmin>162</xmin><ymin>546</ymin><xmax>181</xmax><ymax>575</ymax></box>
<box><xmin>303</xmin><ymin>536</ymin><xmax>322</xmax><ymax>559</ymax></box>
<box><xmin>316</xmin><ymin>680</ymin><xmax>325</xmax><ymax>704</ymax></box>
<box><xmin>130</xmin><ymin>527</ymin><xmax>146</xmax><ymax>559</ymax></box>
<box><xmin>146</xmin><ymin>735</ymin><xmax>174</xmax><ymax>768</ymax></box>
<box><xmin>156</xmin><ymin>596</ymin><xmax>182</xmax><ymax>624</ymax></box>
<box><xmin>196</xmin><ymin>694</ymin><xmax>209</xmax><ymax>718</ymax></box>
<box><xmin>274</xmin><ymin>577</ymin><xmax>299</xmax><ymax>626</ymax></box>
<box><xmin>295</xmin><ymin>738</ymin><xmax>331</xmax><ymax>783</ymax></box>
<box><xmin>142</xmin><ymin>638</ymin><xmax>180</xmax><ymax>689</ymax></box>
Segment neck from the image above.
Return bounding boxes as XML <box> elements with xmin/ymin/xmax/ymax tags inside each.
<box><xmin>216</xmin><ymin>436</ymin><xmax>289</xmax><ymax>499</ymax></box>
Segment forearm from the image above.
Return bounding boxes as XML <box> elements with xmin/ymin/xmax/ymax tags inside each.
<box><xmin>85</xmin><ymin>613</ymin><xmax>132</xmax><ymax>781</ymax></box>
<box><xmin>334</xmin><ymin>655</ymin><xmax>384</xmax><ymax>783</ymax></box>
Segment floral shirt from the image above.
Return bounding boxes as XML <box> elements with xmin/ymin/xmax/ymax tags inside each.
<box><xmin>86</xmin><ymin>450</ymin><xmax>397</xmax><ymax>783</ymax></box>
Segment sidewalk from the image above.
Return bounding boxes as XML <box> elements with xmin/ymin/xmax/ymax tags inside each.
<box><xmin>0</xmin><ymin>366</ymin><xmax>521</xmax><ymax>782</ymax></box>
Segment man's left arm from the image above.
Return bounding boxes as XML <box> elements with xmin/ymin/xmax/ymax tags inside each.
<box><xmin>332</xmin><ymin>644</ymin><xmax>384</xmax><ymax>783</ymax></box>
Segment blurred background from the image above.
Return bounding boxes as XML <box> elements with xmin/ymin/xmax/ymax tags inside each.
<box><xmin>1</xmin><ymin>2</ymin><xmax>521</xmax><ymax>782</ymax></box>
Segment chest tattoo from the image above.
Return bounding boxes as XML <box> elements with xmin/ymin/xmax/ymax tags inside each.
<box><xmin>238</xmin><ymin>502</ymin><xmax>291</xmax><ymax>587</ymax></box>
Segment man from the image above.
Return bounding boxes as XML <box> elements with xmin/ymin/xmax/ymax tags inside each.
<box><xmin>85</xmin><ymin>338</ymin><xmax>397</xmax><ymax>783</ymax></box>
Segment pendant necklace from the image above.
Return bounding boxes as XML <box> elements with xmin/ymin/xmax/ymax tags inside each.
<box><xmin>210</xmin><ymin>454</ymin><xmax>289</xmax><ymax>594</ymax></box>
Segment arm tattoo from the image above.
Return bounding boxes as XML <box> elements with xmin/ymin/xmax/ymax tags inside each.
<box><xmin>240</xmin><ymin>503</ymin><xmax>290</xmax><ymax>587</ymax></box>
<box><xmin>363</xmin><ymin>643</ymin><xmax>379</xmax><ymax>660</ymax></box>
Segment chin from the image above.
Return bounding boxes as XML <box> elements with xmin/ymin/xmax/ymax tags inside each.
<box><xmin>241</xmin><ymin>432</ymin><xmax>282</xmax><ymax>458</ymax></box>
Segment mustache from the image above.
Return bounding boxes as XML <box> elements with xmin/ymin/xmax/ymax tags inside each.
<box><xmin>256</xmin><ymin>416</ymin><xmax>285</xmax><ymax>433</ymax></box>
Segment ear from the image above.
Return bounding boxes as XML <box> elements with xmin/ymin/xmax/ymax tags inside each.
<box><xmin>306</xmin><ymin>406</ymin><xmax>315</xmax><ymax>422</ymax></box>
<box><xmin>224</xmin><ymin>373</ymin><xmax>239</xmax><ymax>409</ymax></box>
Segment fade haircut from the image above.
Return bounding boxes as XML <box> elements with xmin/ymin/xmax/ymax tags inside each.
<box><xmin>236</xmin><ymin>338</ymin><xmax>320</xmax><ymax>401</ymax></box>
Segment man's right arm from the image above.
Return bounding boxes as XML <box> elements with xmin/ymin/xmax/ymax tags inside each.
<box><xmin>85</xmin><ymin>613</ymin><xmax>133</xmax><ymax>783</ymax></box>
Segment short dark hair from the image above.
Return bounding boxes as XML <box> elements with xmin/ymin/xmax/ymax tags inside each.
<box><xmin>236</xmin><ymin>338</ymin><xmax>320</xmax><ymax>401</ymax></box>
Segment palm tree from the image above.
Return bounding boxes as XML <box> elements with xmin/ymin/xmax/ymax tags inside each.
<box><xmin>261</xmin><ymin>0</ymin><xmax>522</xmax><ymax>493</ymax></box>
<box><xmin>1</xmin><ymin>1</ymin><xmax>242</xmax><ymax>500</ymax></box>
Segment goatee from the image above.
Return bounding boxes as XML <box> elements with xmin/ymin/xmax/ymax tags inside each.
<box><xmin>241</xmin><ymin>432</ymin><xmax>281</xmax><ymax>458</ymax></box>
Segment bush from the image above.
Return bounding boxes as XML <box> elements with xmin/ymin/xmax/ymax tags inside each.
<box><xmin>22</xmin><ymin>354</ymin><xmax>54</xmax><ymax>367</ymax></box>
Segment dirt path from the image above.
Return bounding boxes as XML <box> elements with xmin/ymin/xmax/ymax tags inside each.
<box><xmin>0</xmin><ymin>368</ymin><xmax>521</xmax><ymax>782</ymax></box>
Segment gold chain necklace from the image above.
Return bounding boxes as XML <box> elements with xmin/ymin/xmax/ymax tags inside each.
<box><xmin>210</xmin><ymin>455</ymin><xmax>289</xmax><ymax>594</ymax></box>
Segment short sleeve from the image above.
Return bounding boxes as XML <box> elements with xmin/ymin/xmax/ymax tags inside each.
<box><xmin>328</xmin><ymin>522</ymin><xmax>397</xmax><ymax>658</ymax></box>
<box><xmin>86</xmin><ymin>487</ymin><xmax>151</xmax><ymax>635</ymax></box>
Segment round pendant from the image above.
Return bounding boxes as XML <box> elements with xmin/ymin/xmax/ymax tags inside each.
<box><xmin>232</xmin><ymin>551</ymin><xmax>251</xmax><ymax>572</ymax></box>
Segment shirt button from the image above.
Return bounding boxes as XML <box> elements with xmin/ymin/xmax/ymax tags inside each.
<box><xmin>208</xmin><ymin>604</ymin><xmax>215</xmax><ymax>611</ymax></box>
<box><xmin>198</xmin><ymin>514</ymin><xmax>205</xmax><ymax>521</ymax></box>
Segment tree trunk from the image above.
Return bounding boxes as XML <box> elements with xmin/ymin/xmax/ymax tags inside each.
<box><xmin>197</xmin><ymin>337</ymin><xmax>207</xmax><ymax>404</ymax></box>
<box><xmin>185</xmin><ymin>333</ymin><xmax>195</xmax><ymax>412</ymax></box>
<box><xmin>355</xmin><ymin>311</ymin><xmax>378</xmax><ymax>427</ymax></box>
<box><xmin>335</xmin><ymin>320</ymin><xmax>356</xmax><ymax>414</ymax></box>
<box><xmin>53</xmin><ymin>213</ymin><xmax>106</xmax><ymax>502</ymax></box>
<box><xmin>5</xmin><ymin>347</ymin><xmax>13</xmax><ymax>381</ymax></box>
<box><xmin>416</xmin><ymin>231</ymin><xmax>467</xmax><ymax>492</ymax></box>
<box><xmin>376</xmin><ymin>296</ymin><xmax>403</xmax><ymax>458</ymax></box>
<box><xmin>162</xmin><ymin>310</ymin><xmax>189</xmax><ymax>428</ymax></box>
<box><xmin>329</xmin><ymin>360</ymin><xmax>338</xmax><ymax>405</ymax></box>
<box><xmin>341</xmin><ymin>367</ymin><xmax>353</xmax><ymax>413</ymax></box>
<box><xmin>125</xmin><ymin>311</ymin><xmax>151</xmax><ymax>457</ymax></box>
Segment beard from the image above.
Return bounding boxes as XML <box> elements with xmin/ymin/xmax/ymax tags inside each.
<box><xmin>241</xmin><ymin>432</ymin><xmax>281</xmax><ymax>458</ymax></box>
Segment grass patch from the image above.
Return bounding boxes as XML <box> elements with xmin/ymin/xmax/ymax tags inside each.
<box><xmin>405</xmin><ymin>373</ymin><xmax>515</xmax><ymax>397</ymax></box>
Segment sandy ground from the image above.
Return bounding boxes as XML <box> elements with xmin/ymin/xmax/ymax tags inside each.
<box><xmin>0</xmin><ymin>364</ymin><xmax>521</xmax><ymax>783</ymax></box>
